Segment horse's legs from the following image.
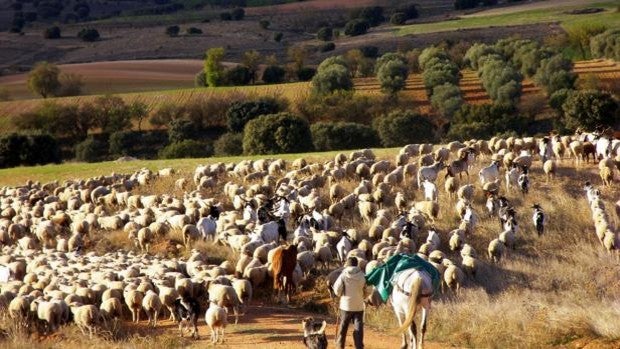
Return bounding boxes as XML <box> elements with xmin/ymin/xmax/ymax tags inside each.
<box><xmin>410</xmin><ymin>319</ymin><xmax>417</xmax><ymax>349</ymax></box>
<box><xmin>394</xmin><ymin>310</ymin><xmax>407</xmax><ymax>349</ymax></box>
<box><xmin>419</xmin><ymin>306</ymin><xmax>429</xmax><ymax>349</ymax></box>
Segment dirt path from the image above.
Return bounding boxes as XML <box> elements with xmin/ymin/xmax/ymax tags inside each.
<box><xmin>142</xmin><ymin>303</ymin><xmax>448</xmax><ymax>349</ymax></box>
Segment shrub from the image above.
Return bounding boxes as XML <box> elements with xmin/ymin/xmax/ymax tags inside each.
<box><xmin>220</xmin><ymin>12</ymin><xmax>232</xmax><ymax>21</ymax></box>
<box><xmin>274</xmin><ymin>32</ymin><xmax>283</xmax><ymax>42</ymax></box>
<box><xmin>259</xmin><ymin>19</ymin><xmax>270</xmax><ymax>29</ymax></box>
<box><xmin>360</xmin><ymin>46</ymin><xmax>379</xmax><ymax>58</ymax></box>
<box><xmin>446</xmin><ymin>103</ymin><xmax>527</xmax><ymax>141</ymax></box>
<box><xmin>262</xmin><ymin>65</ymin><xmax>286</xmax><ymax>84</ymax></box>
<box><xmin>0</xmin><ymin>133</ymin><xmax>61</xmax><ymax>168</ymax></box>
<box><xmin>186</xmin><ymin>27</ymin><xmax>202</xmax><ymax>35</ymax></box>
<box><xmin>204</xmin><ymin>47</ymin><xmax>225</xmax><ymax>87</ymax></box>
<box><xmin>165</xmin><ymin>25</ymin><xmax>180</xmax><ymax>37</ymax></box>
<box><xmin>561</xmin><ymin>90</ymin><xmax>619</xmax><ymax>131</ymax></box>
<box><xmin>214</xmin><ymin>132</ymin><xmax>243</xmax><ymax>156</ymax></box>
<box><xmin>225</xmin><ymin>65</ymin><xmax>252</xmax><ymax>86</ymax></box>
<box><xmin>344</xmin><ymin>19</ymin><xmax>370</xmax><ymax>37</ymax></box>
<box><xmin>297</xmin><ymin>67</ymin><xmax>316</xmax><ymax>81</ymax></box>
<box><xmin>168</xmin><ymin>118</ymin><xmax>199</xmax><ymax>143</ymax></box>
<box><xmin>243</xmin><ymin>113</ymin><xmax>313</xmax><ymax>155</ymax></box>
<box><xmin>373</xmin><ymin>110</ymin><xmax>436</xmax><ymax>147</ymax></box>
<box><xmin>231</xmin><ymin>7</ymin><xmax>245</xmax><ymax>20</ymax></box>
<box><xmin>312</xmin><ymin>63</ymin><xmax>353</xmax><ymax>95</ymax></box>
<box><xmin>57</xmin><ymin>72</ymin><xmax>83</xmax><ymax>97</ymax></box>
<box><xmin>397</xmin><ymin>3</ymin><xmax>419</xmax><ymax>19</ymax></box>
<box><xmin>431</xmin><ymin>83</ymin><xmax>463</xmax><ymax>119</ymax></box>
<box><xmin>159</xmin><ymin>139</ymin><xmax>212</xmax><ymax>159</ymax></box>
<box><xmin>535</xmin><ymin>54</ymin><xmax>576</xmax><ymax>95</ymax></box>
<box><xmin>109</xmin><ymin>130</ymin><xmax>137</xmax><ymax>156</ymax></box>
<box><xmin>319</xmin><ymin>42</ymin><xmax>336</xmax><ymax>52</ymax></box>
<box><xmin>390</xmin><ymin>12</ymin><xmax>406</xmax><ymax>25</ymax></box>
<box><xmin>454</xmin><ymin>0</ymin><xmax>477</xmax><ymax>10</ymax></box>
<box><xmin>311</xmin><ymin>122</ymin><xmax>379</xmax><ymax>151</ymax></box>
<box><xmin>549</xmin><ymin>88</ymin><xmax>573</xmax><ymax>113</ymax></box>
<box><xmin>91</xmin><ymin>95</ymin><xmax>136</xmax><ymax>134</ymax></box>
<box><xmin>194</xmin><ymin>70</ymin><xmax>206</xmax><ymax>87</ymax></box>
<box><xmin>590</xmin><ymin>29</ymin><xmax>620</xmax><ymax>61</ymax></box>
<box><xmin>75</xmin><ymin>137</ymin><xmax>105</xmax><ymax>162</ymax></box>
<box><xmin>226</xmin><ymin>98</ymin><xmax>281</xmax><ymax>132</ymax></box>
<box><xmin>43</xmin><ymin>26</ymin><xmax>61</xmax><ymax>39</ymax></box>
<box><xmin>77</xmin><ymin>28</ymin><xmax>99</xmax><ymax>42</ymax></box>
<box><xmin>317</xmin><ymin>27</ymin><xmax>333</xmax><ymax>41</ymax></box>
<box><xmin>354</xmin><ymin>6</ymin><xmax>384</xmax><ymax>27</ymax></box>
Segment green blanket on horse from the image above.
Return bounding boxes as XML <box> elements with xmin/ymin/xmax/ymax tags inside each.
<box><xmin>365</xmin><ymin>253</ymin><xmax>441</xmax><ymax>302</ymax></box>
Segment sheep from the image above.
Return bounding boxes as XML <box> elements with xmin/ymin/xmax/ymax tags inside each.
<box><xmin>297</xmin><ymin>250</ymin><xmax>316</xmax><ymax>277</ymax></box>
<box><xmin>137</xmin><ymin>227</ymin><xmax>153</xmax><ymax>253</ymax></box>
<box><xmin>232</xmin><ymin>278</ymin><xmax>252</xmax><ymax>312</ymax></box>
<box><xmin>600</xmin><ymin>166</ymin><xmax>614</xmax><ymax>187</ymax></box>
<box><xmin>457</xmin><ymin>184</ymin><xmax>474</xmax><ymax>202</ymax></box>
<box><xmin>100</xmin><ymin>297</ymin><xmax>122</xmax><ymax>321</ymax></box>
<box><xmin>413</xmin><ymin>201</ymin><xmax>439</xmax><ymax>222</ymax></box>
<box><xmin>421</xmin><ymin>180</ymin><xmax>438</xmax><ymax>202</ymax></box>
<box><xmin>461</xmin><ymin>255</ymin><xmax>479</xmax><ymax>280</ymax></box>
<box><xmin>543</xmin><ymin>160</ymin><xmax>557</xmax><ymax>182</ymax></box>
<box><xmin>70</xmin><ymin>304</ymin><xmax>101</xmax><ymax>338</ymax></box>
<box><xmin>417</xmin><ymin>161</ymin><xmax>445</xmax><ymax>189</ymax></box>
<box><xmin>444</xmin><ymin>176</ymin><xmax>458</xmax><ymax>200</ymax></box>
<box><xmin>142</xmin><ymin>290</ymin><xmax>162</xmax><ymax>327</ymax></box>
<box><xmin>488</xmin><ymin>238</ymin><xmax>505</xmax><ymax>263</ymax></box>
<box><xmin>36</xmin><ymin>300</ymin><xmax>63</xmax><ymax>334</ymax></box>
<box><xmin>448</xmin><ymin>229</ymin><xmax>465</xmax><ymax>252</ymax></box>
<box><xmin>182</xmin><ymin>224</ymin><xmax>200</xmax><ymax>247</ymax></box>
<box><xmin>479</xmin><ymin>161</ymin><xmax>501</xmax><ymax>186</ymax></box>
<box><xmin>208</xmin><ymin>284</ymin><xmax>240</xmax><ymax>324</ymax></box>
<box><xmin>443</xmin><ymin>261</ymin><xmax>465</xmax><ymax>295</ymax></box>
<box><xmin>125</xmin><ymin>290</ymin><xmax>144</xmax><ymax>323</ymax></box>
<box><xmin>205</xmin><ymin>302</ymin><xmax>228</xmax><ymax>344</ymax></box>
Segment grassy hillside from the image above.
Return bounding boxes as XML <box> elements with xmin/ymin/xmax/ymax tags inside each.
<box><xmin>397</xmin><ymin>0</ymin><xmax>619</xmax><ymax>36</ymax></box>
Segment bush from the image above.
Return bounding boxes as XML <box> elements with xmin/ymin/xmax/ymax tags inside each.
<box><xmin>159</xmin><ymin>139</ymin><xmax>213</xmax><ymax>159</ymax></box>
<box><xmin>319</xmin><ymin>42</ymin><xmax>336</xmax><ymax>52</ymax></box>
<box><xmin>397</xmin><ymin>3</ymin><xmax>419</xmax><ymax>19</ymax></box>
<box><xmin>43</xmin><ymin>26</ymin><xmax>61</xmax><ymax>39</ymax></box>
<box><xmin>354</xmin><ymin>6</ymin><xmax>384</xmax><ymax>27</ymax></box>
<box><xmin>360</xmin><ymin>46</ymin><xmax>379</xmax><ymax>58</ymax></box>
<box><xmin>262</xmin><ymin>65</ymin><xmax>286</xmax><ymax>84</ymax></box>
<box><xmin>227</xmin><ymin>97</ymin><xmax>281</xmax><ymax>132</ymax></box>
<box><xmin>77</xmin><ymin>28</ymin><xmax>99</xmax><ymax>42</ymax></box>
<box><xmin>590</xmin><ymin>29</ymin><xmax>620</xmax><ymax>61</ymax></box>
<box><xmin>57</xmin><ymin>72</ymin><xmax>83</xmax><ymax>97</ymax></box>
<box><xmin>344</xmin><ymin>19</ymin><xmax>369</xmax><ymax>36</ymax></box>
<box><xmin>75</xmin><ymin>137</ymin><xmax>105</xmax><ymax>162</ymax></box>
<box><xmin>373</xmin><ymin>110</ymin><xmax>436</xmax><ymax>147</ymax></box>
<box><xmin>390</xmin><ymin>12</ymin><xmax>406</xmax><ymax>25</ymax></box>
<box><xmin>194</xmin><ymin>70</ymin><xmax>206</xmax><ymax>87</ymax></box>
<box><xmin>297</xmin><ymin>67</ymin><xmax>316</xmax><ymax>81</ymax></box>
<box><xmin>214</xmin><ymin>132</ymin><xmax>243</xmax><ymax>156</ymax></box>
<box><xmin>431</xmin><ymin>83</ymin><xmax>463</xmax><ymax>119</ymax></box>
<box><xmin>274</xmin><ymin>32</ymin><xmax>283</xmax><ymax>42</ymax></box>
<box><xmin>109</xmin><ymin>130</ymin><xmax>137</xmax><ymax>156</ymax></box>
<box><xmin>0</xmin><ymin>133</ymin><xmax>60</xmax><ymax>168</ymax></box>
<box><xmin>549</xmin><ymin>88</ymin><xmax>573</xmax><ymax>113</ymax></box>
<box><xmin>243</xmin><ymin>113</ymin><xmax>313</xmax><ymax>155</ymax></box>
<box><xmin>165</xmin><ymin>25</ymin><xmax>180</xmax><ymax>37</ymax></box>
<box><xmin>220</xmin><ymin>12</ymin><xmax>232</xmax><ymax>20</ymax></box>
<box><xmin>311</xmin><ymin>122</ymin><xmax>379</xmax><ymax>151</ymax></box>
<box><xmin>561</xmin><ymin>90</ymin><xmax>619</xmax><ymax>131</ymax></box>
<box><xmin>225</xmin><ymin>65</ymin><xmax>252</xmax><ymax>86</ymax></box>
<box><xmin>204</xmin><ymin>47</ymin><xmax>225</xmax><ymax>87</ymax></box>
<box><xmin>535</xmin><ymin>54</ymin><xmax>576</xmax><ymax>95</ymax></box>
<box><xmin>168</xmin><ymin>118</ymin><xmax>199</xmax><ymax>143</ymax></box>
<box><xmin>376</xmin><ymin>57</ymin><xmax>409</xmax><ymax>96</ymax></box>
<box><xmin>446</xmin><ymin>103</ymin><xmax>527</xmax><ymax>141</ymax></box>
<box><xmin>186</xmin><ymin>27</ymin><xmax>202</xmax><ymax>35</ymax></box>
<box><xmin>317</xmin><ymin>27</ymin><xmax>333</xmax><ymax>41</ymax></box>
<box><xmin>454</xmin><ymin>0</ymin><xmax>477</xmax><ymax>10</ymax></box>
<box><xmin>27</xmin><ymin>61</ymin><xmax>60</xmax><ymax>98</ymax></box>
<box><xmin>230</xmin><ymin>7</ymin><xmax>244</xmax><ymax>20</ymax></box>
<box><xmin>259</xmin><ymin>19</ymin><xmax>270</xmax><ymax>29</ymax></box>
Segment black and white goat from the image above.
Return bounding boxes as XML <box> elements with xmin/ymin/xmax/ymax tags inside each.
<box><xmin>532</xmin><ymin>204</ymin><xmax>545</xmax><ymax>236</ymax></box>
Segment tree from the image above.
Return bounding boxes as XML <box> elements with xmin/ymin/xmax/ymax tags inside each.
<box><xmin>227</xmin><ymin>98</ymin><xmax>281</xmax><ymax>132</ymax></box>
<box><xmin>43</xmin><ymin>26</ymin><xmax>61</xmax><ymax>39</ymax></box>
<box><xmin>534</xmin><ymin>54</ymin><xmax>576</xmax><ymax>95</ymax></box>
<box><xmin>262</xmin><ymin>65</ymin><xmax>286</xmax><ymax>84</ymax></box>
<box><xmin>242</xmin><ymin>50</ymin><xmax>261</xmax><ymax>83</ymax></box>
<box><xmin>355</xmin><ymin>6</ymin><xmax>384</xmax><ymax>27</ymax></box>
<box><xmin>75</xmin><ymin>137</ymin><xmax>105</xmax><ymax>163</ymax></box>
<box><xmin>77</xmin><ymin>28</ymin><xmax>99</xmax><ymax>42</ymax></box>
<box><xmin>220</xmin><ymin>12</ymin><xmax>232</xmax><ymax>20</ymax></box>
<box><xmin>214</xmin><ymin>132</ymin><xmax>243</xmax><ymax>156</ymax></box>
<box><xmin>165</xmin><ymin>25</ymin><xmax>180</xmax><ymax>37</ymax></box>
<box><xmin>288</xmin><ymin>46</ymin><xmax>309</xmax><ymax>77</ymax></box>
<box><xmin>454</xmin><ymin>0</ymin><xmax>477</xmax><ymax>10</ymax></box>
<box><xmin>446</xmin><ymin>103</ymin><xmax>527</xmax><ymax>141</ymax></box>
<box><xmin>311</xmin><ymin>64</ymin><xmax>353</xmax><ymax>95</ymax></box>
<box><xmin>204</xmin><ymin>47</ymin><xmax>225</xmax><ymax>87</ymax></box>
<box><xmin>565</xmin><ymin>23</ymin><xmax>607</xmax><ymax>59</ymax></box>
<box><xmin>243</xmin><ymin>113</ymin><xmax>313</xmax><ymax>155</ymax></box>
<box><xmin>27</xmin><ymin>62</ymin><xmax>60</xmax><ymax>98</ymax></box>
<box><xmin>168</xmin><ymin>118</ymin><xmax>199</xmax><ymax>143</ymax></box>
<box><xmin>376</xmin><ymin>59</ymin><xmax>409</xmax><ymax>97</ymax></box>
<box><xmin>317</xmin><ymin>27</ymin><xmax>333</xmax><ymax>41</ymax></box>
<box><xmin>373</xmin><ymin>110</ymin><xmax>436</xmax><ymax>147</ymax></box>
<box><xmin>186</xmin><ymin>27</ymin><xmax>202</xmax><ymax>35</ymax></box>
<box><xmin>297</xmin><ymin>67</ymin><xmax>316</xmax><ymax>81</ymax></box>
<box><xmin>390</xmin><ymin>12</ymin><xmax>406</xmax><ymax>25</ymax></box>
<box><xmin>91</xmin><ymin>95</ymin><xmax>133</xmax><ymax>134</ymax></box>
<box><xmin>431</xmin><ymin>83</ymin><xmax>463</xmax><ymax>120</ymax></box>
<box><xmin>274</xmin><ymin>32</ymin><xmax>283</xmax><ymax>42</ymax></box>
<box><xmin>562</xmin><ymin>90</ymin><xmax>619</xmax><ymax>131</ymax></box>
<box><xmin>225</xmin><ymin>65</ymin><xmax>252</xmax><ymax>86</ymax></box>
<box><xmin>344</xmin><ymin>19</ymin><xmax>369</xmax><ymax>36</ymax></box>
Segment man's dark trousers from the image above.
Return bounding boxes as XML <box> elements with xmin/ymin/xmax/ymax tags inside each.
<box><xmin>336</xmin><ymin>309</ymin><xmax>363</xmax><ymax>349</ymax></box>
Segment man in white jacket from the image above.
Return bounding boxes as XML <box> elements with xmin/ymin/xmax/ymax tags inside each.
<box><xmin>333</xmin><ymin>257</ymin><xmax>368</xmax><ymax>349</ymax></box>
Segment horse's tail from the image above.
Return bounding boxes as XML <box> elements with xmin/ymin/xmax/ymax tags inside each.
<box><xmin>397</xmin><ymin>275</ymin><xmax>423</xmax><ymax>333</ymax></box>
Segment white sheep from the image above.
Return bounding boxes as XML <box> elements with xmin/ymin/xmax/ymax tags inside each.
<box><xmin>142</xmin><ymin>290</ymin><xmax>162</xmax><ymax>327</ymax></box>
<box><xmin>205</xmin><ymin>302</ymin><xmax>228</xmax><ymax>344</ymax></box>
<box><xmin>125</xmin><ymin>290</ymin><xmax>144</xmax><ymax>323</ymax></box>
<box><xmin>488</xmin><ymin>238</ymin><xmax>505</xmax><ymax>263</ymax></box>
<box><xmin>232</xmin><ymin>278</ymin><xmax>252</xmax><ymax>312</ymax></box>
<box><xmin>208</xmin><ymin>284</ymin><xmax>240</xmax><ymax>324</ymax></box>
<box><xmin>71</xmin><ymin>304</ymin><xmax>101</xmax><ymax>338</ymax></box>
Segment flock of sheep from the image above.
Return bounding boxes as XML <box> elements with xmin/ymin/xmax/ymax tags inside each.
<box><xmin>0</xmin><ymin>130</ymin><xmax>619</xmax><ymax>346</ymax></box>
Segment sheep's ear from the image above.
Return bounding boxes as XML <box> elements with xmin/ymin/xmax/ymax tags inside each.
<box><xmin>318</xmin><ymin>320</ymin><xmax>327</xmax><ymax>334</ymax></box>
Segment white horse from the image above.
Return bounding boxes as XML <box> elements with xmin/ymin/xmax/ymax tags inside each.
<box><xmin>391</xmin><ymin>268</ymin><xmax>434</xmax><ymax>349</ymax></box>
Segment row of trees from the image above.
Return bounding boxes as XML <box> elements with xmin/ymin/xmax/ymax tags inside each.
<box><xmin>590</xmin><ymin>29</ymin><xmax>620</xmax><ymax>61</ymax></box>
<box><xmin>419</xmin><ymin>46</ymin><xmax>463</xmax><ymax>121</ymax></box>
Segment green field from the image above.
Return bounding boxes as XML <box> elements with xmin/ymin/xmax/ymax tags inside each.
<box><xmin>397</xmin><ymin>1</ymin><xmax>619</xmax><ymax>36</ymax></box>
<box><xmin>0</xmin><ymin>147</ymin><xmax>398</xmax><ymax>187</ymax></box>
